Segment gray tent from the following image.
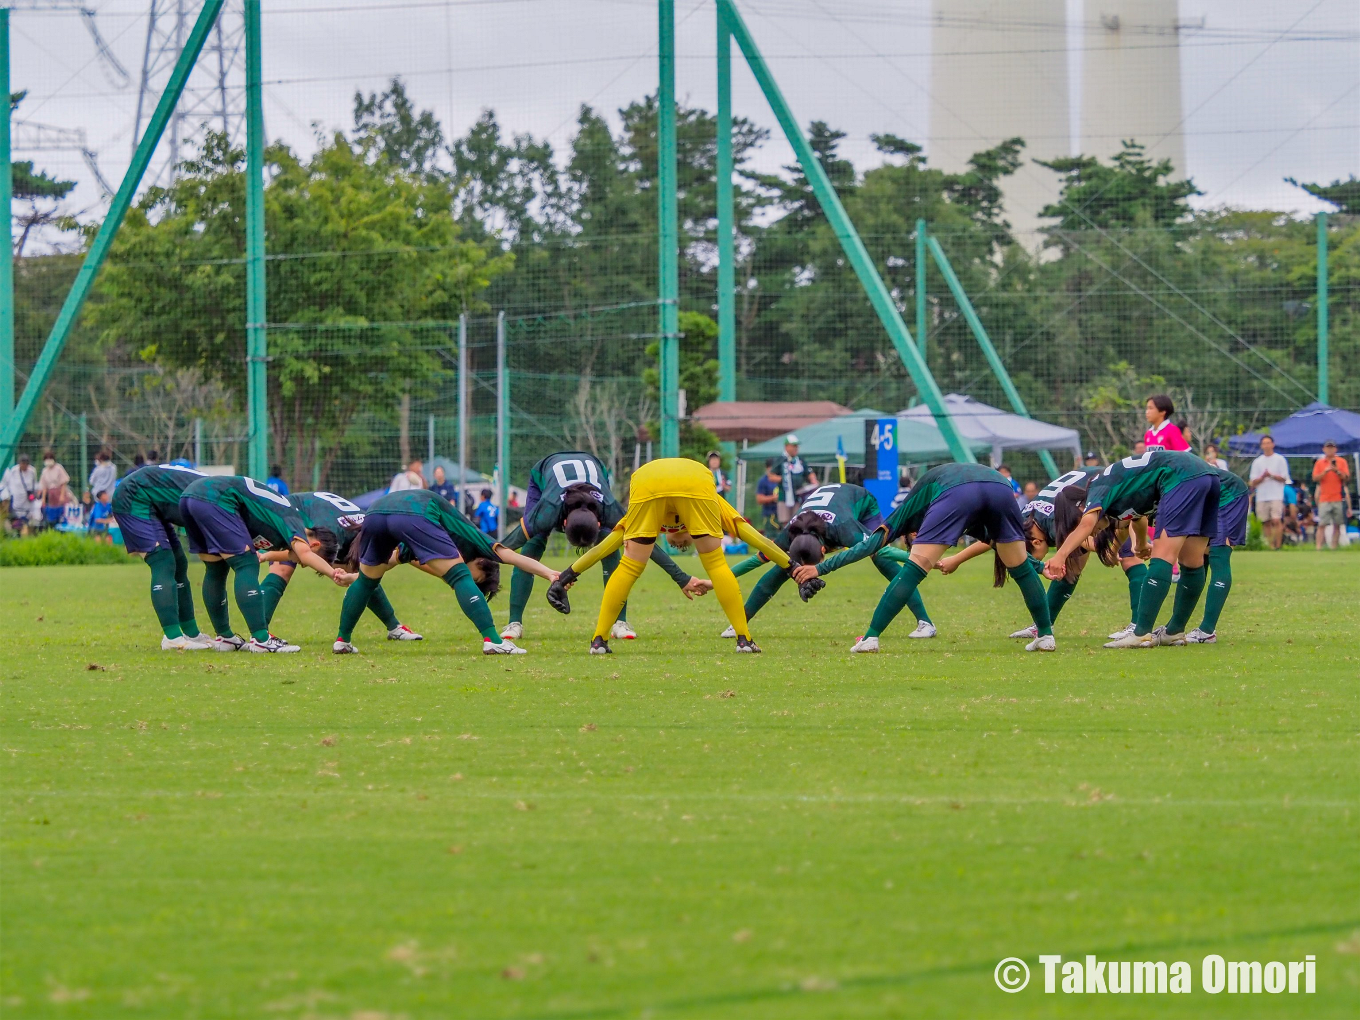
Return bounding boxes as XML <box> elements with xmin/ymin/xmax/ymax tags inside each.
<box><xmin>899</xmin><ymin>393</ymin><xmax>1081</xmax><ymax>468</ymax></box>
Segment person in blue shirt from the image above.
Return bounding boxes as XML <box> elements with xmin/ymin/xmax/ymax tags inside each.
<box><xmin>429</xmin><ymin>465</ymin><xmax>458</xmax><ymax>503</ymax></box>
<box><xmin>88</xmin><ymin>489</ymin><xmax>114</xmax><ymax>544</ymax></box>
<box><xmin>755</xmin><ymin>460</ymin><xmax>782</xmax><ymax>536</ymax></box>
<box><xmin>474</xmin><ymin>488</ymin><xmax>499</xmax><ymax>535</ymax></box>
<box><xmin>266</xmin><ymin>465</ymin><xmax>290</xmax><ymax>496</ymax></box>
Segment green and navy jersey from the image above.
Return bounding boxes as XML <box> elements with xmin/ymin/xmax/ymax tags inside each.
<box><xmin>110</xmin><ymin>463</ymin><xmax>205</xmax><ymax>524</ymax></box>
<box><xmin>778</xmin><ymin>483</ymin><xmax>882</xmax><ymax>551</ymax></box>
<box><xmin>882</xmin><ymin>463</ymin><xmax>1008</xmax><ymax>542</ymax></box>
<box><xmin>182</xmin><ymin>475</ymin><xmax>311</xmax><ymax>551</ymax></box>
<box><xmin>1022</xmin><ymin>467</ymin><xmax>1103</xmax><ymax>543</ymax></box>
<box><xmin>1215</xmin><ymin>467</ymin><xmax>1249</xmax><ymax>507</ymax></box>
<box><xmin>521</xmin><ymin>452</ymin><xmax>625</xmax><ymax>538</ymax></box>
<box><xmin>291</xmin><ymin>492</ymin><xmax>366</xmax><ymax>561</ymax></box>
<box><xmin>368</xmin><ymin>488</ymin><xmax>498</xmax><ymax>562</ymax></box>
<box><xmin>1083</xmin><ymin>451</ymin><xmax>1216</xmax><ymax>521</ymax></box>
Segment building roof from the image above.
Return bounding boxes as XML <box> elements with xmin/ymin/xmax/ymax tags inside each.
<box><xmin>691</xmin><ymin>401</ymin><xmax>855</xmax><ymax>442</ymax></box>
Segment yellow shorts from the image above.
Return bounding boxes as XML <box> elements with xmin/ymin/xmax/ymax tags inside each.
<box><xmin>622</xmin><ymin>495</ymin><xmax>727</xmax><ymax>540</ymax></box>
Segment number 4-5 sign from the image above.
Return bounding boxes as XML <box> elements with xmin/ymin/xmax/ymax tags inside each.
<box><xmin>864</xmin><ymin>418</ymin><xmax>899</xmax><ymax>512</ymax></box>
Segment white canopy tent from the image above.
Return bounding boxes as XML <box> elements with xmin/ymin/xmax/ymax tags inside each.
<box><xmin>899</xmin><ymin>394</ymin><xmax>1082</xmax><ymax>469</ymax></box>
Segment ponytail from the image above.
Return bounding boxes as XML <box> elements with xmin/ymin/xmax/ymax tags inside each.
<box><xmin>1093</xmin><ymin>518</ymin><xmax>1122</xmax><ymax>566</ymax></box>
<box><xmin>992</xmin><ymin>547</ymin><xmax>1008</xmax><ymax>588</ymax></box>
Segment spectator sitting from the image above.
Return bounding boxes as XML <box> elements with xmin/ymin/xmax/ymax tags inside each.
<box><xmin>1203</xmin><ymin>443</ymin><xmax>1228</xmax><ymax>470</ymax></box>
<box><xmin>1131</xmin><ymin>440</ymin><xmax>1147</xmax><ymax>458</ymax></box>
<box><xmin>38</xmin><ymin>451</ymin><xmax>72</xmax><ymax>529</ymax></box>
<box><xmin>265</xmin><ymin>464</ymin><xmax>290</xmax><ymax>495</ymax></box>
<box><xmin>473</xmin><ymin>488</ymin><xmax>499</xmax><ymax>535</ymax></box>
<box><xmin>88</xmin><ymin>490</ymin><xmax>115</xmax><ymax>543</ymax></box>
<box><xmin>89</xmin><ymin>449</ymin><xmax>117</xmax><ymax>499</ymax></box>
<box><xmin>429</xmin><ymin>465</ymin><xmax>457</xmax><ymax>502</ymax></box>
<box><xmin>1022</xmin><ymin>480</ymin><xmax>1039</xmax><ymax>504</ymax></box>
<box><xmin>1282</xmin><ymin>482</ymin><xmax>1302</xmax><ymax>544</ymax></box>
<box><xmin>2</xmin><ymin>454</ymin><xmax>39</xmax><ymax>536</ymax></box>
<box><xmin>755</xmin><ymin>459</ymin><xmax>783</xmax><ymax>536</ymax></box>
<box><xmin>389</xmin><ymin>459</ymin><xmax>425</xmax><ymax>492</ymax></box>
<box><xmin>1083</xmin><ymin>450</ymin><xmax>1101</xmax><ymax>468</ymax></box>
<box><xmin>1312</xmin><ymin>440</ymin><xmax>1351</xmax><ymax>549</ymax></box>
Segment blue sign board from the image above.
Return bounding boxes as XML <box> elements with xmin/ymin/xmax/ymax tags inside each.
<box><xmin>863</xmin><ymin>417</ymin><xmax>899</xmax><ymax>514</ymax></box>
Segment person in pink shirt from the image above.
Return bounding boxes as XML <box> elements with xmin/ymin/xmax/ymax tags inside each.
<box><xmin>1143</xmin><ymin>394</ymin><xmax>1190</xmax><ymax>452</ymax></box>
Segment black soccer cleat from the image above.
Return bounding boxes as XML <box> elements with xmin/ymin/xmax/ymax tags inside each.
<box><xmin>798</xmin><ymin>577</ymin><xmax>826</xmax><ymax>602</ymax></box>
<box><xmin>735</xmin><ymin>636</ymin><xmax>762</xmax><ymax>654</ymax></box>
<box><xmin>589</xmin><ymin>636</ymin><xmax>613</xmax><ymax>655</ymax></box>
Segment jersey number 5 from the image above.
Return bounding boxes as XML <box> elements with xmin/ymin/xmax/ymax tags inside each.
<box><xmin>799</xmin><ymin>484</ymin><xmax>841</xmax><ymax>509</ymax></box>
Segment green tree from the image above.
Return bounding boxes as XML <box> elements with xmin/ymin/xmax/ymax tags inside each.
<box><xmin>1287</xmin><ymin>175</ymin><xmax>1360</xmax><ymax>215</ymax></box>
<box><xmin>1037</xmin><ymin>141</ymin><xmax>1201</xmax><ymax>238</ymax></box>
<box><xmin>644</xmin><ymin>311</ymin><xmax>722</xmax><ymax>460</ymax></box>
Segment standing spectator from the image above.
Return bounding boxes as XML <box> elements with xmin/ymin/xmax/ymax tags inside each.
<box><xmin>132</xmin><ymin>453</ymin><xmax>146</xmax><ymax>470</ymax></box>
<box><xmin>777</xmin><ymin>435</ymin><xmax>817</xmax><ymax>525</ymax></box>
<box><xmin>1083</xmin><ymin>451</ymin><xmax>1101</xmax><ymax>468</ymax></box>
<box><xmin>38</xmin><ymin>451</ymin><xmax>73</xmax><ymax>529</ymax></box>
<box><xmin>1312</xmin><ymin>440</ymin><xmax>1352</xmax><ymax>549</ymax></box>
<box><xmin>88</xmin><ymin>449</ymin><xmax>117</xmax><ymax>500</ymax></box>
<box><xmin>1249</xmin><ymin>435</ymin><xmax>1291</xmax><ymax>550</ymax></box>
<box><xmin>1021</xmin><ymin>480</ymin><xmax>1039</xmax><ymax>503</ymax></box>
<box><xmin>473</xmin><ymin>488</ymin><xmax>499</xmax><ymax>536</ymax></box>
<box><xmin>755</xmin><ymin>459</ymin><xmax>782</xmax><ymax>536</ymax></box>
<box><xmin>429</xmin><ymin>465</ymin><xmax>457</xmax><ymax>502</ymax></box>
<box><xmin>1143</xmin><ymin>394</ymin><xmax>1190</xmax><ymax>452</ymax></box>
<box><xmin>2</xmin><ymin>454</ymin><xmax>39</xmax><ymax>535</ymax></box>
<box><xmin>707</xmin><ymin>450</ymin><xmax>732</xmax><ymax>501</ymax></box>
<box><xmin>1131</xmin><ymin>440</ymin><xmax>1147</xmax><ymax>458</ymax></box>
<box><xmin>1203</xmin><ymin>443</ymin><xmax>1228</xmax><ymax>469</ymax></box>
<box><xmin>996</xmin><ymin>464</ymin><xmax>1022</xmax><ymax>505</ymax></box>
<box><xmin>265</xmin><ymin>464</ymin><xmax>290</xmax><ymax>496</ymax></box>
<box><xmin>389</xmin><ymin>459</ymin><xmax>425</xmax><ymax>492</ymax></box>
<box><xmin>88</xmin><ymin>489</ymin><xmax>114</xmax><ymax>544</ymax></box>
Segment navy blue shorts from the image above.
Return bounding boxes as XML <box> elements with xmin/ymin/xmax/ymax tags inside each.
<box><xmin>1155</xmin><ymin>474</ymin><xmax>1220</xmax><ymax>539</ymax></box>
<box><xmin>179</xmin><ymin>496</ymin><xmax>255</xmax><ymax>556</ymax></box>
<box><xmin>113</xmin><ymin>511</ymin><xmax>181</xmax><ymax>554</ymax></box>
<box><xmin>358</xmin><ymin>513</ymin><xmax>459</xmax><ymax>566</ymax></box>
<box><xmin>1118</xmin><ymin>536</ymin><xmax>1134</xmax><ymax>559</ymax></box>
<box><xmin>1212</xmin><ymin>494</ymin><xmax>1249</xmax><ymax>548</ymax></box>
<box><xmin>914</xmin><ymin>480</ymin><xmax>1027</xmax><ymax>547</ymax></box>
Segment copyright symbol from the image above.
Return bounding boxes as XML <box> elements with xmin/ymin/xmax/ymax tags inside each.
<box><xmin>994</xmin><ymin>957</ymin><xmax>1029</xmax><ymax>993</ymax></box>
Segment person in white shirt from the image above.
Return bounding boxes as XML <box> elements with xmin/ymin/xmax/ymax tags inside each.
<box><xmin>388</xmin><ymin>459</ymin><xmax>425</xmax><ymax>493</ymax></box>
<box><xmin>1249</xmin><ymin>436</ymin><xmax>1291</xmax><ymax>549</ymax></box>
<box><xmin>2</xmin><ymin>454</ymin><xmax>40</xmax><ymax>535</ymax></box>
<box><xmin>1202</xmin><ymin>443</ymin><xmax>1228</xmax><ymax>470</ymax></box>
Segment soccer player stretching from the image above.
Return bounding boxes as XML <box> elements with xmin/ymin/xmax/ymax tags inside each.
<box><xmin>547</xmin><ymin>457</ymin><xmax>790</xmax><ymax>654</ymax></box>
<box><xmin>792</xmin><ymin>463</ymin><xmax>1055</xmax><ymax>652</ymax></box>
<box><xmin>1187</xmin><ymin>467</ymin><xmax>1249</xmax><ymax>644</ymax></box>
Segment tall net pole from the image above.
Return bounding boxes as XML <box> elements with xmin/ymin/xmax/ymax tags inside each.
<box><xmin>457</xmin><ymin>313</ymin><xmax>468</xmax><ymax>508</ymax></box>
<box><xmin>496</xmin><ymin>311</ymin><xmax>508</xmax><ymax>541</ymax></box>
<box><xmin>1</xmin><ymin>9</ymin><xmax>12</xmax><ymax>438</ymax></box>
<box><xmin>1317</xmin><ymin>211</ymin><xmax>1328</xmax><ymax>405</ymax></box>
<box><xmin>244</xmin><ymin>0</ymin><xmax>267</xmax><ymax>478</ymax></box>
<box><xmin>656</xmin><ymin>0</ymin><xmax>680</xmax><ymax>458</ymax></box>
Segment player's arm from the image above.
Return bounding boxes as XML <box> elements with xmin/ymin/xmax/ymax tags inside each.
<box><xmin>735</xmin><ymin>519</ymin><xmax>790</xmax><ymax>569</ymax></box>
<box><xmin>730</xmin><ymin>553</ymin><xmax>766</xmax><ymax>578</ymax></box>
<box><xmin>290</xmin><ymin>537</ymin><xmax>353</xmax><ymax>586</ymax></box>
<box><xmin>1129</xmin><ymin>516</ymin><xmax>1150</xmax><ymax>559</ymax></box>
<box><xmin>937</xmin><ymin>539</ymin><xmax>991</xmax><ymax>575</ymax></box>
<box><xmin>258</xmin><ymin>549</ymin><xmax>294</xmax><ymax>563</ymax></box>
<box><xmin>647</xmin><ymin>544</ymin><xmax>693</xmax><ymax>588</ymax></box>
<box><xmin>565</xmin><ymin>526</ymin><xmax>625</xmax><ymax>577</ymax></box>
<box><xmin>1044</xmin><ymin>508</ymin><xmax>1100</xmax><ymax>579</ymax></box>
<box><xmin>494</xmin><ymin>544</ymin><xmax>558</xmax><ymax>582</ymax></box>
<box><xmin>802</xmin><ymin>528</ymin><xmax>887</xmax><ymax>580</ymax></box>
<box><xmin>498</xmin><ymin>519</ymin><xmax>530</xmax><ymax>551</ymax></box>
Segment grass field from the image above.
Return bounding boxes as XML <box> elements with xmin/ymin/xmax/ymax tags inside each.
<box><xmin>3</xmin><ymin>551</ymin><xmax>1358</xmax><ymax>1019</ymax></box>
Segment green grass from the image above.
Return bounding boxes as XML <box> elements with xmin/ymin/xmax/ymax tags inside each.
<box><xmin>3</xmin><ymin>553</ymin><xmax>1357</xmax><ymax>1019</ymax></box>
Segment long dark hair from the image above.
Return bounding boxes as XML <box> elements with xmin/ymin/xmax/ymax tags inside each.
<box><xmin>1093</xmin><ymin>517</ymin><xmax>1123</xmax><ymax>566</ymax></box>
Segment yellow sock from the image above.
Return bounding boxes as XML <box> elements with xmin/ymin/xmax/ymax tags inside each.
<box><xmin>698</xmin><ymin>546</ymin><xmax>750</xmax><ymax>640</ymax></box>
<box><xmin>594</xmin><ymin>553</ymin><xmax>646</xmax><ymax>639</ymax></box>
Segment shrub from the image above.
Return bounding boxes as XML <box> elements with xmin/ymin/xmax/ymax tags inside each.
<box><xmin>0</xmin><ymin>532</ymin><xmax>135</xmax><ymax>567</ymax></box>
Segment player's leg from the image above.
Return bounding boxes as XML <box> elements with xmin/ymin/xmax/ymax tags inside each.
<box><xmin>601</xmin><ymin>547</ymin><xmax>640</xmax><ymax>640</ymax></box>
<box><xmin>262</xmin><ymin>563</ymin><xmax>294</xmax><ymax>626</ymax></box>
<box><xmin>995</xmin><ymin>540</ymin><xmax>1054</xmax><ymax>649</ymax></box>
<box><xmin>692</xmin><ymin>533</ymin><xmax>759</xmax><ymax>651</ymax></box>
<box><xmin>505</xmin><ymin>531</ymin><xmax>548</xmax><ymax>637</ymax></box>
<box><xmin>592</xmin><ymin>540</ymin><xmax>649</xmax><ymax>651</ymax></box>
<box><xmin>418</xmin><ymin>556</ymin><xmax>516</xmax><ymax>652</ymax></box>
<box><xmin>1157</xmin><ymin>476</ymin><xmax>1218</xmax><ymax>644</ymax></box>
<box><xmin>169</xmin><ymin>535</ymin><xmax>204</xmax><ymax>640</ymax></box>
<box><xmin>145</xmin><ymin>547</ymin><xmax>186</xmax><ymax>640</ymax></box>
<box><xmin>1192</xmin><ymin>495</ymin><xmax>1246</xmax><ymax>643</ymax></box>
<box><xmin>871</xmin><ymin>549</ymin><xmax>934</xmax><ymax>636</ymax></box>
<box><xmin>859</xmin><ymin>545</ymin><xmax>945</xmax><ymax>649</ymax></box>
<box><xmin>337</xmin><ymin>561</ymin><xmax>390</xmax><ymax>649</ymax></box>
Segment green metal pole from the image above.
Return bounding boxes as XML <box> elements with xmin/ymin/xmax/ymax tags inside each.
<box><xmin>926</xmin><ymin>235</ymin><xmax>1059</xmax><ymax>477</ymax></box>
<box><xmin>1317</xmin><ymin>211</ymin><xmax>1328</xmax><ymax>405</ymax></box>
<box><xmin>716</xmin><ymin>8</ymin><xmax>735</xmax><ymax>405</ymax></box>
<box><xmin>457</xmin><ymin>313</ymin><xmax>467</xmax><ymax>505</ymax></box>
<box><xmin>79</xmin><ymin>412</ymin><xmax>87</xmax><ymax>496</ymax></box>
<box><xmin>496</xmin><ymin>310</ymin><xmax>507</xmax><ymax>541</ymax></box>
<box><xmin>0</xmin><ymin>0</ymin><xmax>225</xmax><ymax>468</ymax></box>
<box><xmin>719</xmin><ymin>0</ymin><xmax>974</xmax><ymax>463</ymax></box>
<box><xmin>657</xmin><ymin>0</ymin><xmax>680</xmax><ymax>458</ymax></box>
<box><xmin>915</xmin><ymin>218</ymin><xmax>927</xmax><ymax>365</ymax></box>
<box><xmin>244</xmin><ymin>0</ymin><xmax>267</xmax><ymax>479</ymax></box>
<box><xmin>1</xmin><ymin>9</ymin><xmax>12</xmax><ymax>441</ymax></box>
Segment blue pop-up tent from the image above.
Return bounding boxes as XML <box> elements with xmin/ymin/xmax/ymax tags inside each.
<box><xmin>1226</xmin><ymin>402</ymin><xmax>1360</xmax><ymax>458</ymax></box>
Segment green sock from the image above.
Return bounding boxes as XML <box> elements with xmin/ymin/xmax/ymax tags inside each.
<box><xmin>202</xmin><ymin>559</ymin><xmax>234</xmax><ymax>637</ymax></box>
<box><xmin>1125</xmin><ymin>562</ymin><xmax>1147</xmax><ymax>622</ymax></box>
<box><xmin>261</xmin><ymin>573</ymin><xmax>289</xmax><ymax>627</ymax></box>
<box><xmin>338</xmin><ymin>572</ymin><xmax>380</xmax><ymax>641</ymax></box>
<box><xmin>906</xmin><ymin>589</ymin><xmax>931</xmax><ymax>625</ymax></box>
<box><xmin>1165</xmin><ymin>563</ymin><xmax>1207</xmax><ymax>636</ymax></box>
<box><xmin>173</xmin><ymin>547</ymin><xmax>200</xmax><ymax>637</ymax></box>
<box><xmin>1046</xmin><ymin>577</ymin><xmax>1078</xmax><ymax>625</ymax></box>
<box><xmin>601</xmin><ymin>549</ymin><xmax>628</xmax><ymax>622</ymax></box>
<box><xmin>866</xmin><ymin>560</ymin><xmax>928</xmax><ymax>638</ymax></box>
<box><xmin>367</xmin><ymin>586</ymin><xmax>401</xmax><ymax>631</ymax></box>
<box><xmin>145</xmin><ymin>548</ymin><xmax>183</xmax><ymax>638</ymax></box>
<box><xmin>1198</xmin><ymin>546</ymin><xmax>1232</xmax><ymax>634</ymax></box>
<box><xmin>227</xmin><ymin>553</ymin><xmax>269</xmax><ymax>642</ymax></box>
<box><xmin>743</xmin><ymin>563</ymin><xmax>789</xmax><ymax>621</ymax></box>
<box><xmin>444</xmin><ymin>562</ymin><xmax>501</xmax><ymax>642</ymax></box>
<box><xmin>731</xmin><ymin>553</ymin><xmax>763</xmax><ymax>578</ymax></box>
<box><xmin>507</xmin><ymin>532</ymin><xmax>546</xmax><ymax>625</ymax></box>
<box><xmin>1133</xmin><ymin>559</ymin><xmax>1174</xmax><ymax>635</ymax></box>
<box><xmin>872</xmin><ymin>551</ymin><xmax>931</xmax><ymax>624</ymax></box>
<box><xmin>1008</xmin><ymin>558</ymin><xmax>1053</xmax><ymax>636</ymax></box>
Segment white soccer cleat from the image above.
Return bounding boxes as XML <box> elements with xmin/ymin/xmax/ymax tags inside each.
<box><xmin>1153</xmin><ymin>626</ymin><xmax>1186</xmax><ymax>647</ymax></box>
<box><xmin>1025</xmin><ymin>634</ymin><xmax>1056</xmax><ymax>652</ymax></box>
<box><xmin>181</xmin><ymin>634</ymin><xmax>215</xmax><ymax>650</ymax></box>
<box><xmin>1009</xmin><ymin>624</ymin><xmax>1039</xmax><ymax>639</ymax></box>
<box><xmin>1107</xmin><ymin>622</ymin><xmax>1137</xmax><ymax>640</ymax></box>
<box><xmin>212</xmin><ymin>634</ymin><xmax>247</xmax><ymax>652</ymax></box>
<box><xmin>908</xmin><ymin>620</ymin><xmax>937</xmax><ymax>639</ymax></box>
<box><xmin>1103</xmin><ymin>630</ymin><xmax>1157</xmax><ymax>649</ymax></box>
<box><xmin>1186</xmin><ymin>628</ymin><xmax>1217</xmax><ymax>644</ymax></box>
<box><xmin>387</xmin><ymin>624</ymin><xmax>423</xmax><ymax>641</ymax></box>
<box><xmin>499</xmin><ymin>621</ymin><xmax>523</xmax><ymax>641</ymax></box>
<box><xmin>850</xmin><ymin>635</ymin><xmax>879</xmax><ymax>654</ymax></box>
<box><xmin>484</xmin><ymin>638</ymin><xmax>527</xmax><ymax>655</ymax></box>
<box><xmin>333</xmin><ymin>640</ymin><xmax>359</xmax><ymax>655</ymax></box>
<box><xmin>161</xmin><ymin>635</ymin><xmax>205</xmax><ymax>651</ymax></box>
<box><xmin>719</xmin><ymin>625</ymin><xmax>737</xmax><ymax>639</ymax></box>
<box><xmin>247</xmin><ymin>636</ymin><xmax>301</xmax><ymax>653</ymax></box>
<box><xmin>611</xmin><ymin>620</ymin><xmax>637</xmax><ymax>640</ymax></box>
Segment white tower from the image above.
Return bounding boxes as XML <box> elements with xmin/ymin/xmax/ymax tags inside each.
<box><xmin>928</xmin><ymin>0</ymin><xmax>1071</xmax><ymax>247</ymax></box>
<box><xmin>133</xmin><ymin>0</ymin><xmax>247</xmax><ymax>186</ymax></box>
<box><xmin>1079</xmin><ymin>1</ymin><xmax>1186</xmax><ymax>175</ymax></box>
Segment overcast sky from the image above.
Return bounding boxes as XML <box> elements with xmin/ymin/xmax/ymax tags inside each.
<box><xmin>9</xmin><ymin>0</ymin><xmax>1359</xmax><ymax>231</ymax></box>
